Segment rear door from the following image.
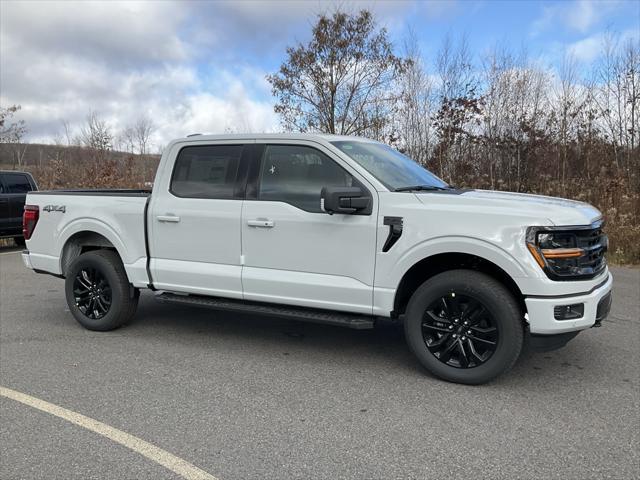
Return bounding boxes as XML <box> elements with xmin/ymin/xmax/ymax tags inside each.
<box><xmin>149</xmin><ymin>142</ymin><xmax>250</xmax><ymax>298</ymax></box>
<box><xmin>241</xmin><ymin>142</ymin><xmax>378</xmax><ymax>314</ymax></box>
<box><xmin>0</xmin><ymin>173</ymin><xmax>34</xmax><ymax>235</ymax></box>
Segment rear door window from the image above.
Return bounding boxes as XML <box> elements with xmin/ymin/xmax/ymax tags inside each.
<box><xmin>3</xmin><ymin>174</ymin><xmax>33</xmax><ymax>193</ymax></box>
<box><xmin>170</xmin><ymin>145</ymin><xmax>243</xmax><ymax>199</ymax></box>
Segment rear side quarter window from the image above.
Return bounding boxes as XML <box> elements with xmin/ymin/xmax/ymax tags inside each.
<box><xmin>170</xmin><ymin>145</ymin><xmax>243</xmax><ymax>199</ymax></box>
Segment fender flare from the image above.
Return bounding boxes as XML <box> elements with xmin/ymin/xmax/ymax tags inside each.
<box><xmin>57</xmin><ymin>218</ymin><xmax>130</xmax><ymax>272</ymax></box>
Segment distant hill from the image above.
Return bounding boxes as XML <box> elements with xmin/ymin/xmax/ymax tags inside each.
<box><xmin>0</xmin><ymin>142</ymin><xmax>160</xmax><ymax>170</ymax></box>
<box><xmin>0</xmin><ymin>143</ymin><xmax>160</xmax><ymax>190</ymax></box>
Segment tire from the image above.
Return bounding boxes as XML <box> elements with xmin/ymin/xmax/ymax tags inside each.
<box><xmin>404</xmin><ymin>269</ymin><xmax>523</xmax><ymax>385</ymax></box>
<box><xmin>65</xmin><ymin>250</ymin><xmax>139</xmax><ymax>331</ymax></box>
<box><xmin>13</xmin><ymin>236</ymin><xmax>25</xmax><ymax>247</ymax></box>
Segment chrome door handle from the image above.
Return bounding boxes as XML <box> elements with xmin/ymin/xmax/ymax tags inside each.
<box><xmin>157</xmin><ymin>215</ymin><xmax>180</xmax><ymax>223</ymax></box>
<box><xmin>247</xmin><ymin>219</ymin><xmax>274</xmax><ymax>228</ymax></box>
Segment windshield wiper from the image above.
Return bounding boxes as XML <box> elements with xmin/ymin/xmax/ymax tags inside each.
<box><xmin>394</xmin><ymin>185</ymin><xmax>452</xmax><ymax>192</ymax></box>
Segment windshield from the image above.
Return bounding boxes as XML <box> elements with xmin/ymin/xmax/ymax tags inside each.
<box><xmin>331</xmin><ymin>141</ymin><xmax>449</xmax><ymax>191</ymax></box>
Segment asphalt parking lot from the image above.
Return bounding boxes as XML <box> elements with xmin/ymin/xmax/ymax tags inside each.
<box><xmin>1</xmin><ymin>246</ymin><xmax>638</xmax><ymax>480</ymax></box>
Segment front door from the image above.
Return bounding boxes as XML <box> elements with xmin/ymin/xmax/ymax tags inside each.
<box><xmin>241</xmin><ymin>142</ymin><xmax>378</xmax><ymax>314</ymax></box>
<box><xmin>149</xmin><ymin>142</ymin><xmax>248</xmax><ymax>298</ymax></box>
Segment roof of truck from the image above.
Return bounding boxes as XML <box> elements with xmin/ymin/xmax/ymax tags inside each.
<box><xmin>173</xmin><ymin>133</ymin><xmax>378</xmax><ymax>143</ymax></box>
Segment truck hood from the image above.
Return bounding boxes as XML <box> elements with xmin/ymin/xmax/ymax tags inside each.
<box><xmin>415</xmin><ymin>189</ymin><xmax>602</xmax><ymax>226</ymax></box>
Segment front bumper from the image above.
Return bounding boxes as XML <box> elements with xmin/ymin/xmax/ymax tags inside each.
<box><xmin>525</xmin><ymin>273</ymin><xmax>613</xmax><ymax>334</ymax></box>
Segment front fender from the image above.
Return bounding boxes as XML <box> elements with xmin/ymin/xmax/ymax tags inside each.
<box><xmin>387</xmin><ymin>235</ymin><xmax>534</xmax><ymax>292</ymax></box>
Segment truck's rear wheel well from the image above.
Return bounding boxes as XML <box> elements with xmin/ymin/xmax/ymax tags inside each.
<box><xmin>61</xmin><ymin>231</ymin><xmax>118</xmax><ymax>276</ymax></box>
<box><xmin>393</xmin><ymin>253</ymin><xmax>526</xmax><ymax>317</ymax></box>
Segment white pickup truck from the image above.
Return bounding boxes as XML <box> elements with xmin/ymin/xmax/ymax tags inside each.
<box><xmin>22</xmin><ymin>134</ymin><xmax>612</xmax><ymax>384</ymax></box>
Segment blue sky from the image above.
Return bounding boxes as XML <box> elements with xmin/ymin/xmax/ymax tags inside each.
<box><xmin>1</xmin><ymin>0</ymin><xmax>638</xmax><ymax>149</ymax></box>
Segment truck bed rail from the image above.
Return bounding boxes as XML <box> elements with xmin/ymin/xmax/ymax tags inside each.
<box><xmin>29</xmin><ymin>189</ymin><xmax>151</xmax><ymax>197</ymax></box>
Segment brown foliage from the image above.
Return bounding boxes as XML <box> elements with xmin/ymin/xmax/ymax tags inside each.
<box><xmin>0</xmin><ymin>143</ymin><xmax>159</xmax><ymax>190</ymax></box>
<box><xmin>445</xmin><ymin>146</ymin><xmax>639</xmax><ymax>265</ymax></box>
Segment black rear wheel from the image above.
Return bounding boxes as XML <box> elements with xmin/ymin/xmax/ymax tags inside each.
<box><xmin>65</xmin><ymin>250</ymin><xmax>139</xmax><ymax>331</ymax></box>
<box><xmin>73</xmin><ymin>266</ymin><xmax>113</xmax><ymax>320</ymax></box>
<box><xmin>405</xmin><ymin>270</ymin><xmax>523</xmax><ymax>384</ymax></box>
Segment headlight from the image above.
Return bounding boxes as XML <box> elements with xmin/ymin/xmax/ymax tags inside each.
<box><xmin>527</xmin><ymin>231</ymin><xmax>584</xmax><ymax>267</ymax></box>
<box><xmin>537</xmin><ymin>232</ymin><xmax>576</xmax><ymax>249</ymax></box>
<box><xmin>525</xmin><ymin>222</ymin><xmax>607</xmax><ymax>281</ymax></box>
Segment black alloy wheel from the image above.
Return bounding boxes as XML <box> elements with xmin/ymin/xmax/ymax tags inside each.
<box><xmin>422</xmin><ymin>293</ymin><xmax>498</xmax><ymax>368</ymax></box>
<box><xmin>65</xmin><ymin>249</ymin><xmax>139</xmax><ymax>331</ymax></box>
<box><xmin>73</xmin><ymin>267</ymin><xmax>112</xmax><ymax>320</ymax></box>
<box><xmin>404</xmin><ymin>269</ymin><xmax>523</xmax><ymax>384</ymax></box>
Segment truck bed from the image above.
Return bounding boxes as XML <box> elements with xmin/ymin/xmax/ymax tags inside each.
<box><xmin>24</xmin><ymin>189</ymin><xmax>151</xmax><ymax>287</ymax></box>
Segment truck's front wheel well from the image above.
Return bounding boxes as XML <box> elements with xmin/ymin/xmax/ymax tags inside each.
<box><xmin>393</xmin><ymin>253</ymin><xmax>526</xmax><ymax>317</ymax></box>
<box><xmin>61</xmin><ymin>231</ymin><xmax>119</xmax><ymax>276</ymax></box>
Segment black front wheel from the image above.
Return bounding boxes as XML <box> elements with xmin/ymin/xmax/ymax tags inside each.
<box><xmin>65</xmin><ymin>250</ymin><xmax>139</xmax><ymax>331</ymax></box>
<box><xmin>404</xmin><ymin>270</ymin><xmax>523</xmax><ymax>384</ymax></box>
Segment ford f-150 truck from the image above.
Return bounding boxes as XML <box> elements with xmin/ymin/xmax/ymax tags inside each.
<box><xmin>21</xmin><ymin>134</ymin><xmax>612</xmax><ymax>384</ymax></box>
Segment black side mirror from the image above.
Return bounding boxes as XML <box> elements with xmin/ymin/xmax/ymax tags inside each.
<box><xmin>321</xmin><ymin>186</ymin><xmax>371</xmax><ymax>215</ymax></box>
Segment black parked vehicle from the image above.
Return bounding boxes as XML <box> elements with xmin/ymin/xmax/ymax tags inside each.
<box><xmin>0</xmin><ymin>170</ymin><xmax>38</xmax><ymax>246</ymax></box>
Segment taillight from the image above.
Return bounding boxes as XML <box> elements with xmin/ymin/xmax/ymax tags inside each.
<box><xmin>23</xmin><ymin>205</ymin><xmax>39</xmax><ymax>240</ymax></box>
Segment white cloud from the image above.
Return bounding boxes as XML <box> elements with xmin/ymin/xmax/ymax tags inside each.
<box><xmin>0</xmin><ymin>0</ymin><xmax>282</xmax><ymax>149</ymax></box>
<box><xmin>566</xmin><ymin>27</ymin><xmax>639</xmax><ymax>64</ymax></box>
<box><xmin>530</xmin><ymin>0</ymin><xmax>624</xmax><ymax>37</ymax></box>
<box><xmin>1</xmin><ymin>0</ymin><xmax>438</xmax><ymax>148</ymax></box>
<box><xmin>567</xmin><ymin>0</ymin><xmax>598</xmax><ymax>33</ymax></box>
<box><xmin>1</xmin><ymin>57</ymin><xmax>279</xmax><ymax>150</ymax></box>
<box><xmin>567</xmin><ymin>33</ymin><xmax>604</xmax><ymax>63</ymax></box>
<box><xmin>1</xmin><ymin>1</ymin><xmax>189</xmax><ymax>67</ymax></box>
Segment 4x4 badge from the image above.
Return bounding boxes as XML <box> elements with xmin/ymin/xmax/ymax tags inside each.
<box><xmin>43</xmin><ymin>205</ymin><xmax>66</xmax><ymax>213</ymax></box>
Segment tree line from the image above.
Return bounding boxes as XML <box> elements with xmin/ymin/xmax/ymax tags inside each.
<box><xmin>0</xmin><ymin>106</ymin><xmax>159</xmax><ymax>190</ymax></box>
<box><xmin>0</xmin><ymin>107</ymin><xmax>157</xmax><ymax>167</ymax></box>
<box><xmin>267</xmin><ymin>10</ymin><xmax>638</xmax><ymax>262</ymax></box>
<box><xmin>269</xmin><ymin>10</ymin><xmax>638</xmax><ymax>190</ymax></box>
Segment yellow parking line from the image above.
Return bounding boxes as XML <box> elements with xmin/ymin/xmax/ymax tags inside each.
<box><xmin>0</xmin><ymin>386</ymin><xmax>219</xmax><ymax>480</ymax></box>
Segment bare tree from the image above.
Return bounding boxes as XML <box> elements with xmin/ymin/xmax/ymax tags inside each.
<box><xmin>61</xmin><ymin>119</ymin><xmax>73</xmax><ymax>146</ymax></box>
<box><xmin>621</xmin><ymin>38</ymin><xmax>639</xmax><ymax>166</ymax></box>
<box><xmin>554</xmin><ymin>54</ymin><xmax>585</xmax><ymax>189</ymax></box>
<box><xmin>398</xmin><ymin>29</ymin><xmax>433</xmax><ymax>165</ymax></box>
<box><xmin>0</xmin><ymin>105</ymin><xmax>27</xmax><ymax>143</ymax></box>
<box><xmin>80</xmin><ymin>111</ymin><xmax>113</xmax><ymax>151</ymax></box>
<box><xmin>0</xmin><ymin>104</ymin><xmax>29</xmax><ymax>167</ymax></box>
<box><xmin>118</xmin><ymin>126</ymin><xmax>136</xmax><ymax>154</ymax></box>
<box><xmin>480</xmin><ymin>45</ymin><xmax>549</xmax><ymax>190</ymax></box>
<box><xmin>432</xmin><ymin>33</ymin><xmax>481</xmax><ymax>181</ymax></box>
<box><xmin>133</xmin><ymin>115</ymin><xmax>155</xmax><ymax>155</ymax></box>
<box><xmin>267</xmin><ymin>10</ymin><xmax>407</xmax><ymax>139</ymax></box>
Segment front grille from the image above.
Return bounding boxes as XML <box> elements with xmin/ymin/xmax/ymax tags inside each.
<box><xmin>573</xmin><ymin>225</ymin><xmax>608</xmax><ymax>276</ymax></box>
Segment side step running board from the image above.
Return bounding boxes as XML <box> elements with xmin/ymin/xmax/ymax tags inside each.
<box><xmin>156</xmin><ymin>293</ymin><xmax>375</xmax><ymax>330</ymax></box>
